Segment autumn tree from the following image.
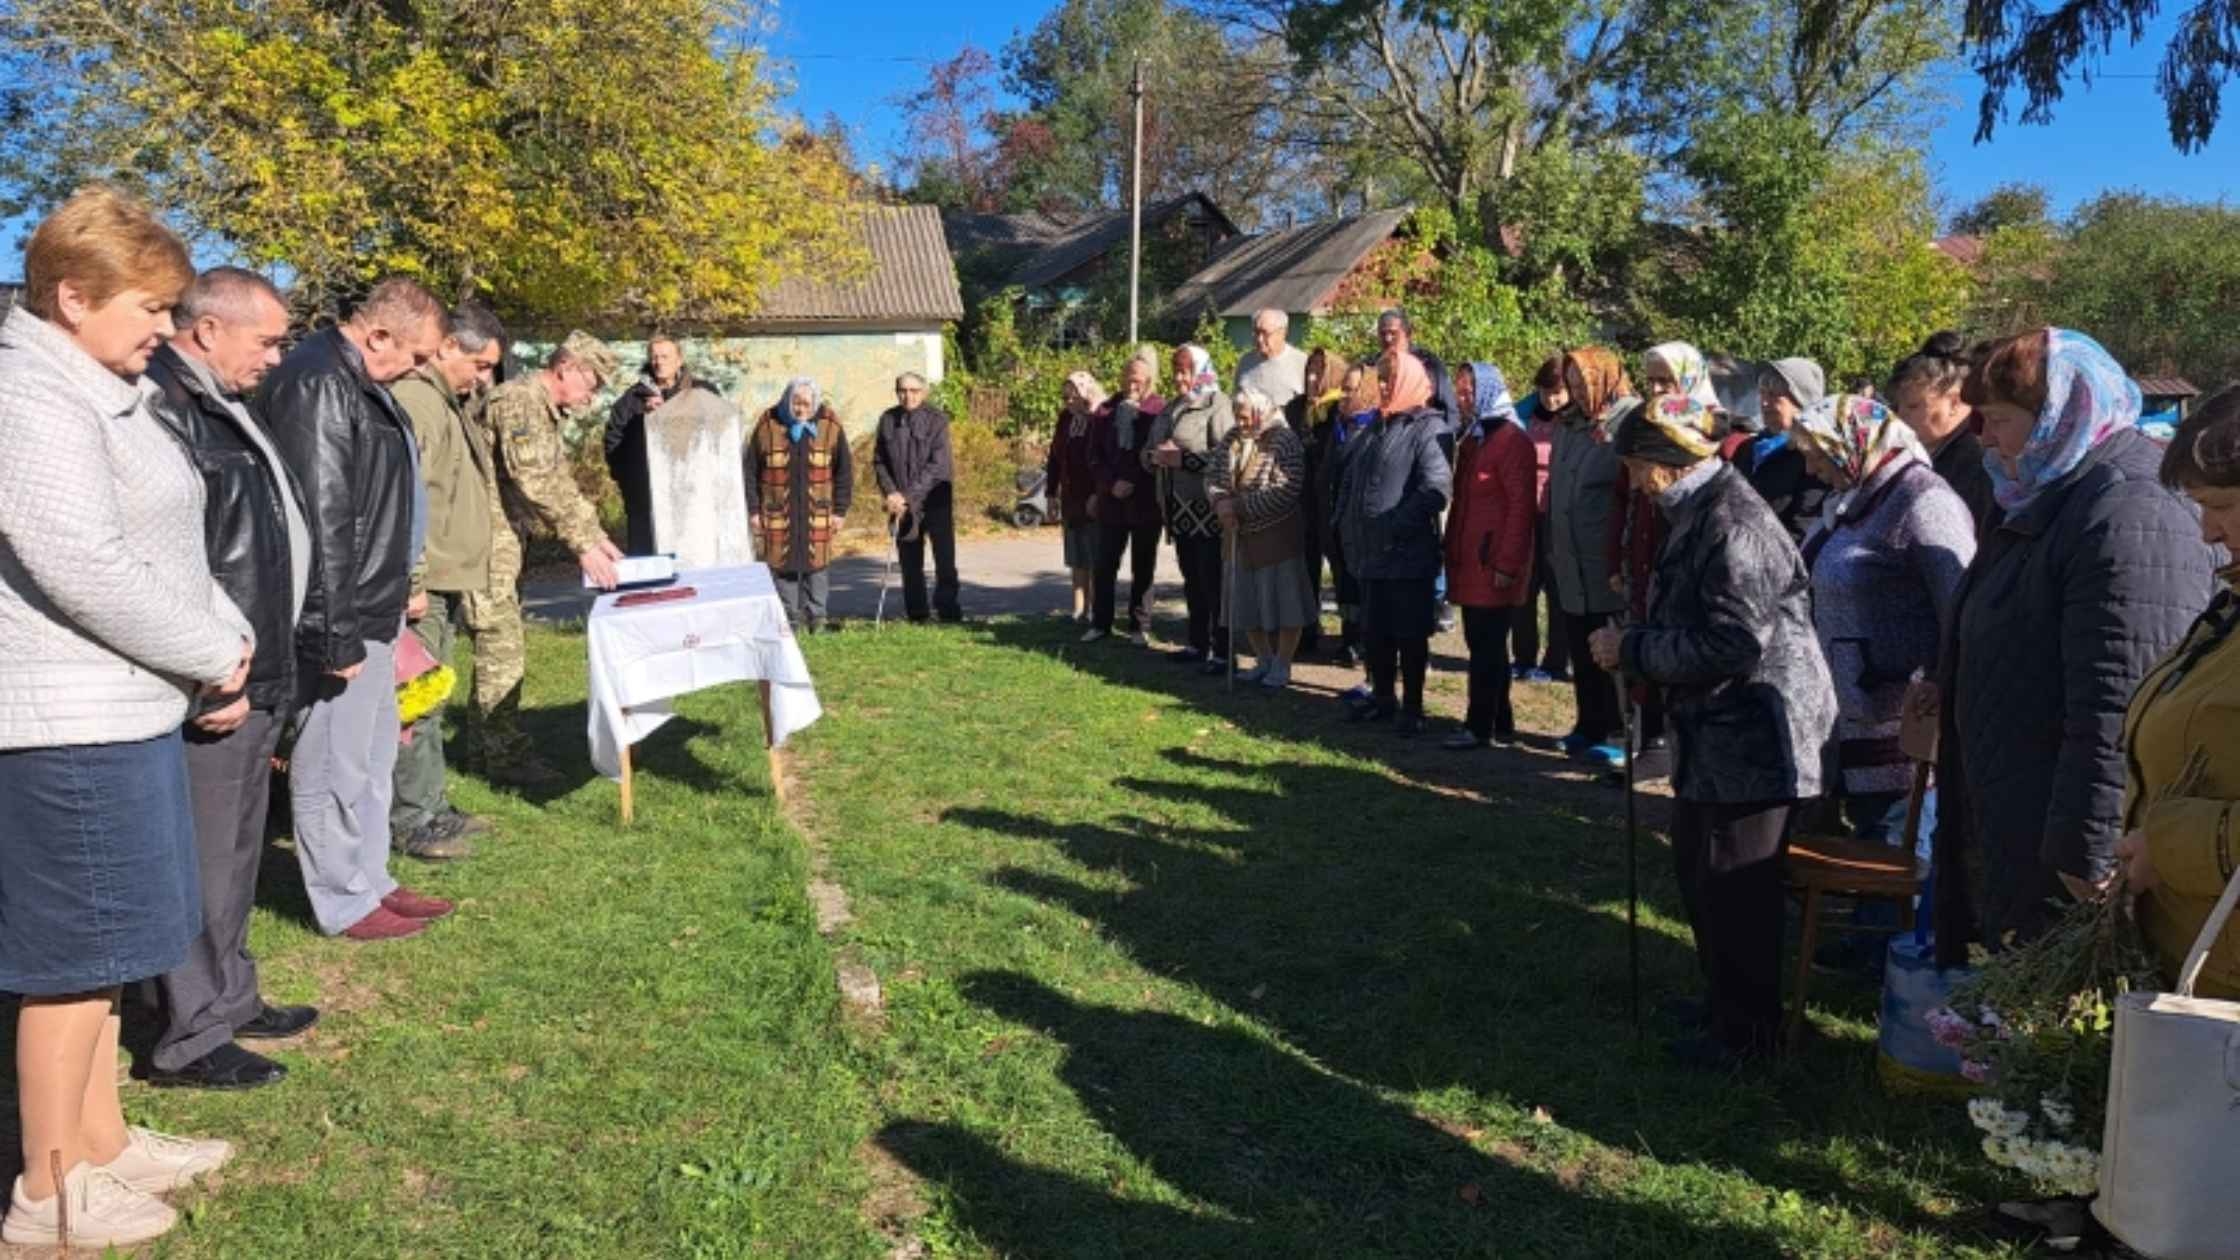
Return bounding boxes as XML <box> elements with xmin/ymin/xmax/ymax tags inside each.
<box><xmin>1950</xmin><ymin>181</ymin><xmax>2053</xmax><ymax>234</ymax></box>
<box><xmin>0</xmin><ymin>0</ymin><xmax>863</xmax><ymax>326</ymax></box>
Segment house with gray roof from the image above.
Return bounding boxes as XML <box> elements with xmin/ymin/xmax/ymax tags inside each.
<box><xmin>1166</xmin><ymin>207</ymin><xmax>1414</xmax><ymax>349</ymax></box>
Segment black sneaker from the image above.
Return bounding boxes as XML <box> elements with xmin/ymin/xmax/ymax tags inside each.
<box><xmin>146</xmin><ymin>1042</ymin><xmax>286</xmax><ymax>1091</ymax></box>
<box><xmin>1490</xmin><ymin>729</ymin><xmax>1519</xmax><ymax>749</ymax></box>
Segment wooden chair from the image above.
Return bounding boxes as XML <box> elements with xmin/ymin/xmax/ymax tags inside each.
<box><xmin>1781</xmin><ymin>683</ymin><xmax>1940</xmax><ymax>1052</ymax></box>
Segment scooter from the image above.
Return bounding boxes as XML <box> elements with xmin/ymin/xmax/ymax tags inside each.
<box><xmin>1012</xmin><ymin>466</ymin><xmax>1050</xmax><ymax>529</ymax></box>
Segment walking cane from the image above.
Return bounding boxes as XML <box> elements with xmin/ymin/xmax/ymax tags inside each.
<box><xmin>874</xmin><ymin>511</ymin><xmax>901</xmax><ymax>629</ymax></box>
<box><xmin>1225</xmin><ymin>527</ymin><xmax>1238</xmax><ymax>692</ymax></box>
<box><xmin>1617</xmin><ymin>495</ymin><xmax>1643</xmax><ymax>1039</ymax></box>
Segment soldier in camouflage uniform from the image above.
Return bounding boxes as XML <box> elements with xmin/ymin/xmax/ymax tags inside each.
<box><xmin>466</xmin><ymin>330</ymin><xmax>624</xmax><ymax>785</ymax></box>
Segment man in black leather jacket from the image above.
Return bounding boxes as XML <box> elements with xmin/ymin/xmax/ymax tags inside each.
<box><xmin>257</xmin><ymin>278</ymin><xmax>452</xmax><ymax>943</ymax></box>
<box><xmin>141</xmin><ymin>268</ymin><xmax>320</xmax><ymax>1090</ymax></box>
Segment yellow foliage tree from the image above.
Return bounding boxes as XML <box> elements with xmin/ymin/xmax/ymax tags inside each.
<box><xmin>0</xmin><ymin>0</ymin><xmax>864</xmax><ymax>325</ymax></box>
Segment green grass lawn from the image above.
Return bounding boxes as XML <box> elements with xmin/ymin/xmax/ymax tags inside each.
<box><xmin>77</xmin><ymin>615</ymin><xmax>2029</xmax><ymax>1257</ymax></box>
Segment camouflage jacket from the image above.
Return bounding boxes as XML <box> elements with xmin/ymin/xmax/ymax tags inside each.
<box><xmin>482</xmin><ymin>374</ymin><xmax>607</xmax><ymax>555</ymax></box>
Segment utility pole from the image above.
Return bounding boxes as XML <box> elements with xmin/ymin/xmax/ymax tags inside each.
<box><xmin>1127</xmin><ymin>57</ymin><xmax>1145</xmax><ymax>347</ymax></box>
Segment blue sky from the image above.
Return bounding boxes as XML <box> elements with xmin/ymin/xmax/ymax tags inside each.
<box><xmin>768</xmin><ymin>0</ymin><xmax>2238</xmax><ymax>218</ymax></box>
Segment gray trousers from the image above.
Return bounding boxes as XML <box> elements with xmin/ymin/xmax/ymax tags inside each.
<box><xmin>292</xmin><ymin>638</ymin><xmax>402</xmax><ymax>935</ymax></box>
<box><xmin>390</xmin><ymin>592</ymin><xmax>460</xmax><ymax>836</ymax></box>
<box><xmin>773</xmin><ymin>568</ymin><xmax>830</xmax><ymax>629</ymax></box>
<box><xmin>153</xmin><ymin>709</ymin><xmax>283</xmax><ymax>1071</ymax></box>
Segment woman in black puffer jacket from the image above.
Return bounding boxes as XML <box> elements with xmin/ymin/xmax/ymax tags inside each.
<box><xmin>1933</xmin><ymin>328</ymin><xmax>2219</xmax><ymax>965</ymax></box>
<box><xmin>1336</xmin><ymin>349</ymin><xmax>1452</xmax><ymax>734</ymax></box>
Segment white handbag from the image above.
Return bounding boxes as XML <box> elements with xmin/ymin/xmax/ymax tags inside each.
<box><xmin>2094</xmin><ymin>868</ymin><xmax>2240</xmax><ymax>1260</ymax></box>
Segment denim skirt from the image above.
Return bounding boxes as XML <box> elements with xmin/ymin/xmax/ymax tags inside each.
<box><xmin>0</xmin><ymin>730</ymin><xmax>201</xmax><ymax>995</ymax></box>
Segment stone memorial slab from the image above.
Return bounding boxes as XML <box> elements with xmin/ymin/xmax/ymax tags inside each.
<box><xmin>646</xmin><ymin>389</ymin><xmax>755</xmax><ymax>569</ymax></box>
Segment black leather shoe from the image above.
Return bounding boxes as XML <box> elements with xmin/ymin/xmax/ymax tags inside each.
<box><xmin>237</xmin><ymin>1003</ymin><xmax>320</xmax><ymax>1040</ymax></box>
<box><xmin>146</xmin><ymin>1042</ymin><xmax>286</xmax><ymax>1091</ymax></box>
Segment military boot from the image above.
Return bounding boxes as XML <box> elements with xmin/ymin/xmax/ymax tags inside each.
<box><xmin>469</xmin><ymin>697</ymin><xmax>564</xmax><ymax>789</ymax></box>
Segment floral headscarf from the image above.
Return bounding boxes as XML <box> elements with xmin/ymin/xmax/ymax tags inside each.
<box><xmin>1627</xmin><ymin>394</ymin><xmax>1723</xmax><ymax>465</ymax></box>
<box><xmin>1987</xmin><ymin>328</ymin><xmax>2141</xmax><ymax>512</ymax></box>
<box><xmin>778</xmin><ymin>377</ymin><xmax>822</xmax><ymax>441</ymax></box>
<box><xmin>1645</xmin><ymin>342</ymin><xmax>1722</xmax><ymax>411</ymax></box>
<box><xmin>1175</xmin><ymin>344</ymin><xmax>1220</xmax><ymax>405</ymax></box>
<box><xmin>1561</xmin><ymin>347</ymin><xmax>1634</xmax><ymax>429</ymax></box>
<box><xmin>1796</xmin><ymin>392</ymin><xmax>1929</xmax><ymax>519</ymax></box>
<box><xmin>1463</xmin><ymin>361</ymin><xmax>1520</xmax><ymax>435</ymax></box>
<box><xmin>1379</xmin><ymin>350</ymin><xmax>1434</xmax><ymax>416</ymax></box>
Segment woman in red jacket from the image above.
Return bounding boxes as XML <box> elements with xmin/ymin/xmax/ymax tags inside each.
<box><xmin>1443</xmin><ymin>362</ymin><xmax>1537</xmax><ymax>749</ymax></box>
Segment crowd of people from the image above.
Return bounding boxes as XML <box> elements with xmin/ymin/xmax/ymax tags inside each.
<box><xmin>3</xmin><ymin>175</ymin><xmax>2237</xmax><ymax>1247</ymax></box>
<box><xmin>1036</xmin><ymin>305</ymin><xmax>2240</xmax><ymax>1079</ymax></box>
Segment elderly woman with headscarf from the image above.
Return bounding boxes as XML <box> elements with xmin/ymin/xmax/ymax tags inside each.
<box><xmin>1587</xmin><ymin>395</ymin><xmax>1836</xmax><ymax>1068</ymax></box>
<box><xmin>1209</xmin><ymin>387</ymin><xmax>1317</xmax><ymax>688</ymax></box>
<box><xmin>1145</xmin><ymin>344</ymin><xmax>1236</xmax><ymax>672</ymax></box>
<box><xmin>1609</xmin><ymin>343</ymin><xmax>1728</xmax><ymax>774</ymax></box>
<box><xmin>746</xmin><ymin>376</ymin><xmax>853</xmax><ymax>631</ymax></box>
<box><xmin>1792</xmin><ymin>395</ymin><xmax>1976</xmax><ymax>841</ymax></box>
<box><xmin>1734</xmin><ymin>357</ymin><xmax>1831</xmax><ymax>541</ymax></box>
<box><xmin>1049</xmin><ymin>370</ymin><xmax>1109</xmax><ymax>633</ymax></box>
<box><xmin>1933</xmin><ymin>329</ymin><xmax>2218</xmax><ymax>965</ymax></box>
<box><xmin>1441</xmin><ymin>362</ymin><xmax>1535</xmax><ymax>749</ymax></box>
<box><xmin>1090</xmin><ymin>348</ymin><xmax>1165</xmax><ymax>645</ymax></box>
<box><xmin>1336</xmin><ymin>350</ymin><xmax>1453</xmax><ymax>734</ymax></box>
<box><xmin>1547</xmin><ymin>347</ymin><xmax>1639</xmax><ymax>768</ymax></box>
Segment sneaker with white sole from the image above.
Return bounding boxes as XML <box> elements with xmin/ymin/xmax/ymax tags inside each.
<box><xmin>1080</xmin><ymin>628</ymin><xmax>1107</xmax><ymax>643</ymax></box>
<box><xmin>102</xmin><ymin>1126</ymin><xmax>234</xmax><ymax>1194</ymax></box>
<box><xmin>3</xmin><ymin>1163</ymin><xmax>178</xmax><ymax>1247</ymax></box>
<box><xmin>1129</xmin><ymin>631</ymin><xmax>1149</xmax><ymax>648</ymax></box>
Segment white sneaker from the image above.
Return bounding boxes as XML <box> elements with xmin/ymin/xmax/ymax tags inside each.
<box><xmin>1080</xmin><ymin>628</ymin><xmax>1107</xmax><ymax>643</ymax></box>
<box><xmin>103</xmin><ymin>1126</ymin><xmax>233</xmax><ymax>1194</ymax></box>
<box><xmin>3</xmin><ymin>1163</ymin><xmax>178</xmax><ymax>1247</ymax></box>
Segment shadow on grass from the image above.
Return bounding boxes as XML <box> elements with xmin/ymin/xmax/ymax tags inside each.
<box><xmin>881</xmin><ymin>971</ymin><xmax>1796</xmax><ymax>1258</ymax></box>
<box><xmin>511</xmin><ymin>708</ymin><xmax>738</xmax><ymax>805</ymax></box>
<box><xmin>930</xmin><ymin>625</ymin><xmax>2001</xmax><ymax>1248</ymax></box>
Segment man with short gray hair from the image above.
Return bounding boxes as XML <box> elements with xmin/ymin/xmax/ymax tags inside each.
<box><xmin>142</xmin><ymin>267</ymin><xmax>320</xmax><ymax>1087</ymax></box>
<box><xmin>1234</xmin><ymin>308</ymin><xmax>1308</xmax><ymax>411</ymax></box>
<box><xmin>874</xmin><ymin>372</ymin><xmax>963</xmax><ymax>622</ymax></box>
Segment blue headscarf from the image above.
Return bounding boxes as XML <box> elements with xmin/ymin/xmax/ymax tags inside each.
<box><xmin>1464</xmin><ymin>361</ymin><xmax>1521</xmax><ymax>435</ymax></box>
<box><xmin>1984</xmin><ymin>329</ymin><xmax>2140</xmax><ymax>512</ymax></box>
<box><xmin>778</xmin><ymin>377</ymin><xmax>822</xmax><ymax>442</ymax></box>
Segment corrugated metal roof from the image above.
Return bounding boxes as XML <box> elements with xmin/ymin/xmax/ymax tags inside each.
<box><xmin>2135</xmin><ymin>376</ymin><xmax>2200</xmax><ymax>398</ymax></box>
<box><xmin>1007</xmin><ymin>193</ymin><xmax>1236</xmax><ymax>291</ymax></box>
<box><xmin>1167</xmin><ymin>208</ymin><xmax>1413</xmax><ymax>319</ymax></box>
<box><xmin>749</xmin><ymin>205</ymin><xmax>964</xmax><ymax>328</ymax></box>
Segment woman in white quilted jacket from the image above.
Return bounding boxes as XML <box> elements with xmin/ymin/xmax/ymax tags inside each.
<box><xmin>0</xmin><ymin>187</ymin><xmax>252</xmax><ymax>1248</ymax></box>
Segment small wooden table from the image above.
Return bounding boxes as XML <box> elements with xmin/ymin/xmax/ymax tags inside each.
<box><xmin>588</xmin><ymin>564</ymin><xmax>821</xmax><ymax>824</ymax></box>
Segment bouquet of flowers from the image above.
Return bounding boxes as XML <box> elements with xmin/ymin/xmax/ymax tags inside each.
<box><xmin>1930</xmin><ymin>876</ymin><xmax>2168</xmax><ymax>1196</ymax></box>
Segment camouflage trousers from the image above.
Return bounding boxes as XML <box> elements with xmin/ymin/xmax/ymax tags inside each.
<box><xmin>462</xmin><ymin>522</ymin><xmax>526</xmax><ymax>716</ymax></box>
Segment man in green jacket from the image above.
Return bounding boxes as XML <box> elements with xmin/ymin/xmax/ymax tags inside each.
<box><xmin>388</xmin><ymin>305</ymin><xmax>509</xmax><ymax>859</ymax></box>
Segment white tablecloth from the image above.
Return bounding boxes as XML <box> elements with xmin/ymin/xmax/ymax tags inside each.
<box><xmin>585</xmin><ymin>563</ymin><xmax>822</xmax><ymax>780</ymax></box>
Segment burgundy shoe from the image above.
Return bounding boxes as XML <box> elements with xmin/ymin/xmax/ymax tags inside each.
<box><xmin>382</xmin><ymin>888</ymin><xmax>454</xmax><ymax>921</ymax></box>
<box><xmin>341</xmin><ymin>906</ymin><xmax>426</xmax><ymax>941</ymax></box>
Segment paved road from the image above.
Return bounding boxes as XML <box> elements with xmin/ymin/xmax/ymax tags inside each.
<box><xmin>525</xmin><ymin>531</ymin><xmax>1183</xmax><ymax>626</ymax></box>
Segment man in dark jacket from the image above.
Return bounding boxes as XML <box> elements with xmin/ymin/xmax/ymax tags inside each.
<box><xmin>141</xmin><ymin>268</ymin><xmax>320</xmax><ymax>1090</ymax></box>
<box><xmin>259</xmin><ymin>277</ymin><xmax>452</xmax><ymax>943</ymax></box>
<box><xmin>874</xmin><ymin>373</ymin><xmax>962</xmax><ymax>623</ymax></box>
<box><xmin>1593</xmin><ymin>406</ymin><xmax>1835</xmax><ymax>1068</ymax></box>
<box><xmin>604</xmin><ymin>335</ymin><xmax>719</xmax><ymax>556</ymax></box>
<box><xmin>1090</xmin><ymin>352</ymin><xmax>1165</xmax><ymax>642</ymax></box>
